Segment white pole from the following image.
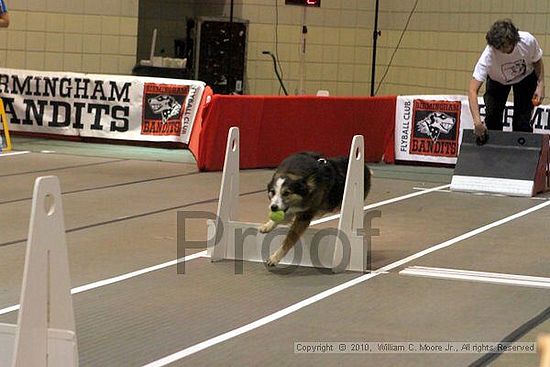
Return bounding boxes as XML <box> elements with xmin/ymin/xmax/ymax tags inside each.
<box><xmin>150</xmin><ymin>28</ymin><xmax>158</xmax><ymax>62</ymax></box>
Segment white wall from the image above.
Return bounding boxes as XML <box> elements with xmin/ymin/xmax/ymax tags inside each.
<box><xmin>3</xmin><ymin>0</ymin><xmax>549</xmax><ymax>97</ymax></box>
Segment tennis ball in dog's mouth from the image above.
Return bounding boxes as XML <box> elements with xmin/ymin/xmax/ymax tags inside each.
<box><xmin>269</xmin><ymin>210</ymin><xmax>285</xmax><ymax>222</ymax></box>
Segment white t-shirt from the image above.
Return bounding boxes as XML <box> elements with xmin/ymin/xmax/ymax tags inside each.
<box><xmin>473</xmin><ymin>31</ymin><xmax>543</xmax><ymax>85</ymax></box>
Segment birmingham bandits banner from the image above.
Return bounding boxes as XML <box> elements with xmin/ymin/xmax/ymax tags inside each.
<box><xmin>0</xmin><ymin>67</ymin><xmax>205</xmax><ymax>144</ymax></box>
<box><xmin>395</xmin><ymin>95</ymin><xmax>473</xmax><ymax>164</ymax></box>
<box><xmin>395</xmin><ymin>95</ymin><xmax>550</xmax><ymax>164</ymax></box>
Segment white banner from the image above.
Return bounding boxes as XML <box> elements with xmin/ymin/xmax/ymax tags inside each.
<box><xmin>0</xmin><ymin>68</ymin><xmax>206</xmax><ymax>144</ymax></box>
<box><xmin>395</xmin><ymin>95</ymin><xmax>550</xmax><ymax>164</ymax></box>
<box><xmin>395</xmin><ymin>95</ymin><xmax>472</xmax><ymax>164</ymax></box>
<box><xmin>499</xmin><ymin>100</ymin><xmax>550</xmax><ymax>134</ymax></box>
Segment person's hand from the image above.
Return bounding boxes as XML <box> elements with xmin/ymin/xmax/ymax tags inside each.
<box><xmin>533</xmin><ymin>84</ymin><xmax>545</xmax><ymax>106</ymax></box>
<box><xmin>473</xmin><ymin>122</ymin><xmax>488</xmax><ymax>137</ymax></box>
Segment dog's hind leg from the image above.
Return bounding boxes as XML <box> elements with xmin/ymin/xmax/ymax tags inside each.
<box><xmin>266</xmin><ymin>214</ymin><xmax>312</xmax><ymax>267</ymax></box>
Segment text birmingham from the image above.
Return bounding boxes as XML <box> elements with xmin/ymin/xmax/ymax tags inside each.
<box><xmin>0</xmin><ymin>73</ymin><xmax>132</xmax><ymax>132</ymax></box>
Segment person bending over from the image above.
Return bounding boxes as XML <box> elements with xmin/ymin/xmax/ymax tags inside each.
<box><xmin>468</xmin><ymin>19</ymin><xmax>545</xmax><ymax>138</ymax></box>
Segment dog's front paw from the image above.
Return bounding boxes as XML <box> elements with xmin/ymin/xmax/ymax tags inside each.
<box><xmin>259</xmin><ymin>220</ymin><xmax>276</xmax><ymax>233</ymax></box>
<box><xmin>266</xmin><ymin>249</ymin><xmax>283</xmax><ymax>267</ymax></box>
<box><xmin>266</xmin><ymin>254</ymin><xmax>281</xmax><ymax>267</ymax></box>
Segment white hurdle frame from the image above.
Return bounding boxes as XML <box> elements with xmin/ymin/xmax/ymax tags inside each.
<box><xmin>206</xmin><ymin>127</ymin><xmax>368</xmax><ymax>273</ymax></box>
<box><xmin>0</xmin><ymin>176</ymin><xmax>78</xmax><ymax>367</ymax></box>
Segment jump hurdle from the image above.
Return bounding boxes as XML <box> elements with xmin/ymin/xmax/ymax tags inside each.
<box><xmin>451</xmin><ymin>130</ymin><xmax>549</xmax><ymax>197</ymax></box>
<box><xmin>206</xmin><ymin>127</ymin><xmax>369</xmax><ymax>273</ymax></box>
<box><xmin>0</xmin><ymin>176</ymin><xmax>78</xmax><ymax>366</ymax></box>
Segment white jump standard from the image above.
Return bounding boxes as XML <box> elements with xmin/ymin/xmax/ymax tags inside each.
<box><xmin>0</xmin><ymin>176</ymin><xmax>78</xmax><ymax>367</ymax></box>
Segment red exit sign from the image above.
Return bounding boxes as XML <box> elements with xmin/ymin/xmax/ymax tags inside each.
<box><xmin>285</xmin><ymin>0</ymin><xmax>321</xmax><ymax>7</ymax></box>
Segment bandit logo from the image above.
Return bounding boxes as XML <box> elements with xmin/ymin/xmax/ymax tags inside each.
<box><xmin>416</xmin><ymin>112</ymin><xmax>455</xmax><ymax>141</ymax></box>
<box><xmin>142</xmin><ymin>83</ymin><xmax>189</xmax><ymax>136</ymax></box>
<box><xmin>148</xmin><ymin>95</ymin><xmax>181</xmax><ymax>124</ymax></box>
<box><xmin>409</xmin><ymin>100</ymin><xmax>461</xmax><ymax>157</ymax></box>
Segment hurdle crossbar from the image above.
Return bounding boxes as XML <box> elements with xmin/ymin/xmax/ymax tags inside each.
<box><xmin>206</xmin><ymin>127</ymin><xmax>369</xmax><ymax>273</ymax></box>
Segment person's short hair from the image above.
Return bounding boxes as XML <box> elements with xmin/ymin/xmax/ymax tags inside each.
<box><xmin>486</xmin><ymin>19</ymin><xmax>520</xmax><ymax>49</ymax></box>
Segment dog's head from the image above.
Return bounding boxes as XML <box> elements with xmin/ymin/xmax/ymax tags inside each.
<box><xmin>267</xmin><ymin>175</ymin><xmax>310</xmax><ymax>214</ymax></box>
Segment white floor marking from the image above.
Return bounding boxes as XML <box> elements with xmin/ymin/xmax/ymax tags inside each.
<box><xmin>0</xmin><ymin>251</ymin><xmax>208</xmax><ymax>316</ymax></box>
<box><xmin>141</xmin><ymin>199</ymin><xmax>550</xmax><ymax>367</ymax></box>
<box><xmin>0</xmin><ymin>151</ymin><xmax>30</xmax><ymax>157</ymax></box>
<box><xmin>142</xmin><ymin>272</ymin><xmax>381</xmax><ymax>367</ymax></box>
<box><xmin>375</xmin><ymin>200</ymin><xmax>550</xmax><ymax>273</ymax></box>
<box><xmin>0</xmin><ymin>183</ymin><xmax>448</xmax><ymax>317</ymax></box>
<box><xmin>312</xmin><ymin>184</ymin><xmax>450</xmax><ymax>225</ymax></box>
<box><xmin>413</xmin><ymin>186</ymin><xmax>451</xmax><ymax>193</ymax></box>
<box><xmin>412</xmin><ymin>186</ymin><xmax>549</xmax><ymax>201</ymax></box>
<box><xmin>400</xmin><ymin>266</ymin><xmax>550</xmax><ymax>289</ymax></box>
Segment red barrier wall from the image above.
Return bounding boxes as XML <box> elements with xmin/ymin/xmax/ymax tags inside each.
<box><xmin>189</xmin><ymin>95</ymin><xmax>397</xmax><ymax>171</ymax></box>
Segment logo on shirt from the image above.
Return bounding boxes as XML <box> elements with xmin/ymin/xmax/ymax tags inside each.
<box><xmin>409</xmin><ymin>100</ymin><xmax>461</xmax><ymax>157</ymax></box>
<box><xmin>501</xmin><ymin>59</ymin><xmax>526</xmax><ymax>82</ymax></box>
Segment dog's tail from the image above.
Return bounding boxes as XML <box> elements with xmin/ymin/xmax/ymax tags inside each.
<box><xmin>363</xmin><ymin>164</ymin><xmax>372</xmax><ymax>199</ymax></box>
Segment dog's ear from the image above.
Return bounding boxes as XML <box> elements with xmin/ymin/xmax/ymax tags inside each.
<box><xmin>304</xmin><ymin>177</ymin><xmax>320</xmax><ymax>197</ymax></box>
<box><xmin>289</xmin><ymin>179</ymin><xmax>310</xmax><ymax>197</ymax></box>
<box><xmin>267</xmin><ymin>181</ymin><xmax>275</xmax><ymax>197</ymax></box>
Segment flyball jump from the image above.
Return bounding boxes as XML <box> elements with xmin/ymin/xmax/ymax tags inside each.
<box><xmin>206</xmin><ymin>127</ymin><xmax>371</xmax><ymax>273</ymax></box>
<box><xmin>451</xmin><ymin>129</ymin><xmax>549</xmax><ymax>197</ymax></box>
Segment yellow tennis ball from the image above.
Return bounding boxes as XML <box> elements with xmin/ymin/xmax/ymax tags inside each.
<box><xmin>269</xmin><ymin>210</ymin><xmax>285</xmax><ymax>222</ymax></box>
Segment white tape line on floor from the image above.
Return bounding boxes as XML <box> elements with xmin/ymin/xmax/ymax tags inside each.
<box><xmin>0</xmin><ymin>184</ymin><xmax>449</xmax><ymax>317</ymax></box>
<box><xmin>412</xmin><ymin>186</ymin><xmax>549</xmax><ymax>201</ymax></box>
<box><xmin>142</xmin><ymin>199</ymin><xmax>550</xmax><ymax>367</ymax></box>
<box><xmin>313</xmin><ymin>184</ymin><xmax>450</xmax><ymax>225</ymax></box>
<box><xmin>400</xmin><ymin>266</ymin><xmax>550</xmax><ymax>289</ymax></box>
<box><xmin>0</xmin><ymin>251</ymin><xmax>208</xmax><ymax>316</ymax></box>
<box><xmin>0</xmin><ymin>151</ymin><xmax>30</xmax><ymax>157</ymax></box>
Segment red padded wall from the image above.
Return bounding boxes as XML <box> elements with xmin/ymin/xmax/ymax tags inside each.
<box><xmin>189</xmin><ymin>95</ymin><xmax>397</xmax><ymax>171</ymax></box>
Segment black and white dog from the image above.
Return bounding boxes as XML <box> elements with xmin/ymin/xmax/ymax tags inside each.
<box><xmin>259</xmin><ymin>152</ymin><xmax>371</xmax><ymax>266</ymax></box>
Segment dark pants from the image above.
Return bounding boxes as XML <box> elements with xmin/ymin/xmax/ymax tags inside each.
<box><xmin>483</xmin><ymin>71</ymin><xmax>537</xmax><ymax>132</ymax></box>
